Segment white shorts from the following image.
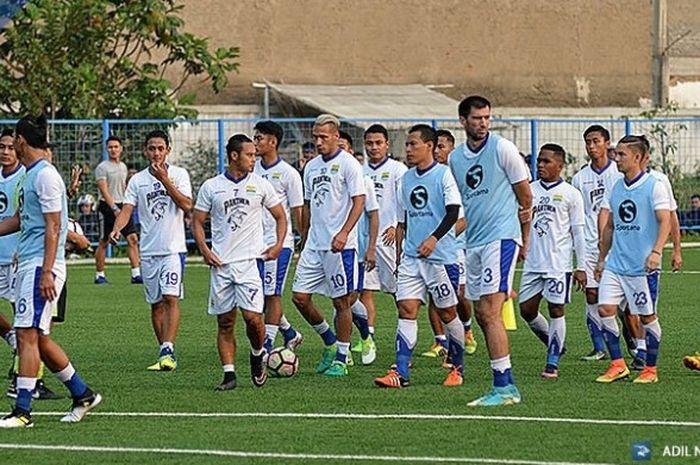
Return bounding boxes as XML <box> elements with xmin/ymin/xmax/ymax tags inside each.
<box><xmin>396</xmin><ymin>256</ymin><xmax>460</xmax><ymax>309</ymax></box>
<box><xmin>141</xmin><ymin>253</ymin><xmax>185</xmax><ymax>305</ymax></box>
<box><xmin>14</xmin><ymin>258</ymin><xmax>66</xmax><ymax>335</ymax></box>
<box><xmin>519</xmin><ymin>271</ymin><xmax>573</xmax><ymax>305</ymax></box>
<box><xmin>262</xmin><ymin>248</ymin><xmax>293</xmax><ymax>297</ymax></box>
<box><xmin>362</xmin><ymin>242</ymin><xmax>397</xmax><ymax>293</ymax></box>
<box><xmin>0</xmin><ymin>263</ymin><xmax>17</xmax><ymax>303</ymax></box>
<box><xmin>465</xmin><ymin>239</ymin><xmax>519</xmax><ymax>301</ymax></box>
<box><xmin>457</xmin><ymin>249</ymin><xmax>467</xmax><ymax>286</ymax></box>
<box><xmin>584</xmin><ymin>251</ymin><xmax>600</xmax><ymax>289</ymax></box>
<box><xmin>292</xmin><ymin>248</ymin><xmax>358</xmax><ymax>299</ymax></box>
<box><xmin>598</xmin><ymin>270</ymin><xmax>659</xmax><ymax>316</ymax></box>
<box><xmin>208</xmin><ymin>260</ymin><xmax>264</xmax><ymax>315</ymax></box>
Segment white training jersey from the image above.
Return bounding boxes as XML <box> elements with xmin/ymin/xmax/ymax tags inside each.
<box><xmin>123</xmin><ymin>165</ymin><xmax>191</xmax><ymax>256</ymax></box>
<box><xmin>195</xmin><ymin>172</ymin><xmax>280</xmax><ymax>264</ymax></box>
<box><xmin>254</xmin><ymin>158</ymin><xmax>303</xmax><ymax>248</ymax></box>
<box><xmin>648</xmin><ymin>169</ymin><xmax>678</xmax><ymax>211</ymax></box>
<box><xmin>525</xmin><ymin>179</ymin><xmax>585</xmax><ymax>273</ymax></box>
<box><xmin>303</xmin><ymin>149</ymin><xmax>365</xmax><ymax>251</ymax></box>
<box><xmin>571</xmin><ymin>160</ymin><xmax>622</xmax><ymax>254</ymax></box>
<box><xmin>364</xmin><ymin>157</ymin><xmax>408</xmax><ymax>234</ymax></box>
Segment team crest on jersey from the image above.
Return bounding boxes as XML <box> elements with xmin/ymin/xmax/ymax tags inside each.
<box><xmin>381</xmin><ymin>172</ymin><xmax>390</xmax><ymax>181</ymax></box>
<box><xmin>409</xmin><ymin>186</ymin><xmax>428</xmax><ymax>209</ymax></box>
<box><xmin>246</xmin><ymin>185</ymin><xmax>257</xmax><ymax>193</ymax></box>
<box><xmin>466</xmin><ymin>165</ymin><xmax>483</xmax><ymax>189</ymax></box>
<box><xmin>533</xmin><ymin>196</ymin><xmax>556</xmax><ymax>237</ymax></box>
<box><xmin>330</xmin><ymin>164</ymin><xmax>340</xmax><ymax>174</ymax></box>
<box><xmin>272</xmin><ymin>172</ymin><xmax>282</xmax><ymax>180</ymax></box>
<box><xmin>553</xmin><ymin>194</ymin><xmax>563</xmax><ymax>202</ymax></box>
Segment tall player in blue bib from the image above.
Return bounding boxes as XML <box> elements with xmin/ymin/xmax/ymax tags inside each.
<box><xmin>595</xmin><ymin>135</ymin><xmax>671</xmax><ymax>384</ymax></box>
<box><xmin>0</xmin><ymin>115</ymin><xmax>101</xmax><ymax>428</ymax></box>
<box><xmin>374</xmin><ymin>124</ymin><xmax>464</xmax><ymax>389</ymax></box>
<box><xmin>448</xmin><ymin>96</ymin><xmax>532</xmax><ymax>406</ymax></box>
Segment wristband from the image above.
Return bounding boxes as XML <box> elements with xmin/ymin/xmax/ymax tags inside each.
<box><xmin>111</xmin><ymin>205</ymin><xmax>119</xmax><ymax>212</ymax></box>
<box><xmin>651</xmin><ymin>250</ymin><xmax>661</xmax><ymax>256</ymax></box>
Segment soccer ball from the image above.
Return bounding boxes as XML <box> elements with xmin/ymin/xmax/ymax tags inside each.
<box><xmin>266</xmin><ymin>347</ymin><xmax>299</xmax><ymax>378</ymax></box>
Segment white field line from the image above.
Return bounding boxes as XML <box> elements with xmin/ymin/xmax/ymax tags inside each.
<box><xmin>0</xmin><ymin>443</ymin><xmax>617</xmax><ymax>465</ymax></box>
<box><xmin>30</xmin><ymin>410</ymin><xmax>700</xmax><ymax>427</ymax></box>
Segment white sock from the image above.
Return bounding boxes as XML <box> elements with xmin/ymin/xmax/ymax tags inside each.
<box><xmin>312</xmin><ymin>320</ymin><xmax>330</xmax><ymax>335</ymax></box>
<box><xmin>160</xmin><ymin>341</ymin><xmax>174</xmax><ymax>352</ymax></box>
<box><xmin>490</xmin><ymin>355</ymin><xmax>511</xmax><ymax>372</ymax></box>
<box><xmin>279</xmin><ymin>315</ymin><xmax>291</xmax><ymax>331</ymax></box>
<box><xmin>636</xmin><ymin>338</ymin><xmax>647</xmax><ymax>351</ymax></box>
<box><xmin>96</xmin><ymin>271</ymin><xmax>105</xmax><ymax>279</ymax></box>
<box><xmin>368</xmin><ymin>325</ymin><xmax>375</xmax><ymax>336</ymax></box>
<box><xmin>131</xmin><ymin>267</ymin><xmax>141</xmax><ymax>278</ymax></box>
<box><xmin>251</xmin><ymin>347</ymin><xmax>264</xmax><ymax>357</ymax></box>
<box><xmin>601</xmin><ymin>316</ymin><xmax>619</xmax><ymax>336</ymax></box>
<box><xmin>586</xmin><ymin>303</ymin><xmax>602</xmax><ymax>329</ymax></box>
<box><xmin>548</xmin><ymin>316</ymin><xmax>566</xmax><ymax>355</ymax></box>
<box><xmin>222</xmin><ymin>364</ymin><xmax>235</xmax><ymax>373</ymax></box>
<box><xmin>350</xmin><ymin>300</ymin><xmax>368</xmax><ymax>318</ymax></box>
<box><xmin>337</xmin><ymin>341</ymin><xmax>350</xmax><ymax>356</ymax></box>
<box><xmin>55</xmin><ymin>363</ymin><xmax>76</xmax><ymax>383</ymax></box>
<box><xmin>397</xmin><ymin>319</ymin><xmax>418</xmax><ymax>349</ymax></box>
<box><xmin>265</xmin><ymin>324</ymin><xmax>278</xmax><ymax>341</ymax></box>
<box><xmin>444</xmin><ymin>317</ymin><xmax>465</xmax><ymax>349</ymax></box>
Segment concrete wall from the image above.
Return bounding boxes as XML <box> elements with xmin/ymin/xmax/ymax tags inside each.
<box><xmin>175</xmin><ymin>0</ymin><xmax>652</xmax><ymax>107</ymax></box>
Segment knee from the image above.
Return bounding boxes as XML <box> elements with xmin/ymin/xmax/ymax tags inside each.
<box><xmin>127</xmin><ymin>235</ymin><xmax>139</xmax><ymax>247</ymax></box>
<box><xmin>585</xmin><ymin>289</ymin><xmax>598</xmax><ymax>305</ymax></box>
<box><xmin>217</xmin><ymin>315</ymin><xmax>235</xmax><ymax>333</ymax></box>
<box><xmin>16</xmin><ymin>328</ymin><xmax>38</xmax><ymax>349</ymax></box>
<box><xmin>292</xmin><ymin>293</ymin><xmax>309</xmax><ymax>310</ymax></box>
<box><xmin>161</xmin><ymin>296</ymin><xmax>178</xmax><ymax>310</ymax></box>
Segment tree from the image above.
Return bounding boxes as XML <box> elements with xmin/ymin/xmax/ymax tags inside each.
<box><xmin>0</xmin><ymin>0</ymin><xmax>239</xmax><ymax>119</ymax></box>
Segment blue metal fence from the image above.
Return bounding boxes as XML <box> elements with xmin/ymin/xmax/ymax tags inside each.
<box><xmin>2</xmin><ymin>116</ymin><xmax>698</xmax><ymax>243</ymax></box>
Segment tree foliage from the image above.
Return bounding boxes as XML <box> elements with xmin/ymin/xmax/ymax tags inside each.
<box><xmin>0</xmin><ymin>0</ymin><xmax>239</xmax><ymax>119</ymax></box>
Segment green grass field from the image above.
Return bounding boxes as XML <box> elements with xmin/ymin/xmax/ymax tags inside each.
<box><xmin>1</xmin><ymin>249</ymin><xmax>699</xmax><ymax>465</ymax></box>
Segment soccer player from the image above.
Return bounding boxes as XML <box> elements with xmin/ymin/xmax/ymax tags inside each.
<box><xmin>94</xmin><ymin>136</ymin><xmax>142</xmax><ymax>285</ymax></box>
<box><xmin>292</xmin><ymin>114</ymin><xmax>365</xmax><ymax>377</ymax></box>
<box><xmin>571</xmin><ymin>125</ymin><xmax>622</xmax><ymax>361</ymax></box>
<box><xmin>360</xmin><ymin>124</ymin><xmax>407</xmax><ymax>349</ymax></box>
<box><xmin>253</xmin><ymin>121</ymin><xmax>304</xmax><ymax>353</ymax></box>
<box><xmin>518</xmin><ymin>144</ymin><xmax>586</xmax><ymax>379</ymax></box>
<box><xmin>110</xmin><ymin>130</ymin><xmax>192</xmax><ymax>371</ymax></box>
<box><xmin>422</xmin><ymin>129</ymin><xmax>477</xmax><ymax>360</ymax></box>
<box><xmin>193</xmin><ymin>134</ymin><xmax>287</xmax><ymax>390</ymax></box>
<box><xmin>0</xmin><ymin>115</ymin><xmax>101</xmax><ymax>428</ymax></box>
<box><xmin>374</xmin><ymin>124</ymin><xmax>464</xmax><ymax>388</ymax></box>
<box><xmin>448</xmin><ymin>95</ymin><xmax>532</xmax><ymax>406</ymax></box>
<box><xmin>595</xmin><ymin>135</ymin><xmax>671</xmax><ymax>384</ymax></box>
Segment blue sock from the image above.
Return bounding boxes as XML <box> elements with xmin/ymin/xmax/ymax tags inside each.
<box><xmin>312</xmin><ymin>321</ymin><xmax>337</xmax><ymax>346</ymax></box>
<box><xmin>335</xmin><ymin>342</ymin><xmax>349</xmax><ymax>364</ymax></box>
<box><xmin>491</xmin><ymin>356</ymin><xmax>512</xmax><ymax>388</ymax></box>
<box><xmin>56</xmin><ymin>364</ymin><xmax>88</xmax><ymax>398</ymax></box>
<box><xmin>435</xmin><ymin>334</ymin><xmax>448</xmax><ymax>350</ymax></box>
<box><xmin>263</xmin><ymin>337</ymin><xmax>274</xmax><ymax>354</ymax></box>
<box><xmin>396</xmin><ymin>319</ymin><xmax>417</xmax><ymax>379</ymax></box>
<box><xmin>281</xmin><ymin>326</ymin><xmax>297</xmax><ymax>343</ymax></box>
<box><xmin>547</xmin><ymin>316</ymin><xmax>566</xmax><ymax>367</ymax></box>
<box><xmin>601</xmin><ymin>316</ymin><xmax>622</xmax><ymax>360</ymax></box>
<box><xmin>586</xmin><ymin>304</ymin><xmax>606</xmax><ymax>352</ymax></box>
<box><xmin>644</xmin><ymin>320</ymin><xmax>662</xmax><ymax>367</ymax></box>
<box><xmin>352</xmin><ymin>314</ymin><xmax>370</xmax><ymax>340</ymax></box>
<box><xmin>159</xmin><ymin>342</ymin><xmax>174</xmax><ymax>357</ymax></box>
<box><xmin>15</xmin><ymin>377</ymin><xmax>36</xmax><ymax>413</ymax></box>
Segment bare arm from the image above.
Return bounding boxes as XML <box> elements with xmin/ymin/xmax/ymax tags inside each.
<box><xmin>331</xmin><ymin>194</ymin><xmax>365</xmax><ymax>253</ymax></box>
<box><xmin>512</xmin><ymin>180</ymin><xmax>533</xmax><ymax>260</ymax></box>
<box><xmin>40</xmin><ymin>211</ymin><xmax>61</xmax><ymax>301</ymax></box>
<box><xmin>192</xmin><ymin>209</ymin><xmax>222</xmax><ymax>267</ymax></box>
<box><xmin>0</xmin><ymin>212</ymin><xmax>20</xmax><ymax>237</ymax></box>
<box><xmin>455</xmin><ymin>217</ymin><xmax>466</xmax><ymax>237</ymax></box>
<box><xmin>595</xmin><ymin>208</ymin><xmax>613</xmax><ymax>281</ymax></box>
<box><xmin>96</xmin><ymin>179</ymin><xmax>118</xmax><ymax>211</ymax></box>
<box><xmin>670</xmin><ymin>211</ymin><xmax>682</xmax><ymax>271</ymax></box>
<box><xmin>109</xmin><ymin>203</ymin><xmax>134</xmax><ymax>243</ymax></box>
<box><xmin>264</xmin><ymin>203</ymin><xmax>288</xmax><ymax>260</ymax></box>
<box><xmin>646</xmin><ymin>209</ymin><xmax>671</xmax><ymax>272</ymax></box>
<box><xmin>290</xmin><ymin>205</ymin><xmax>302</xmax><ymax>237</ymax></box>
<box><xmin>299</xmin><ymin>202</ymin><xmax>310</xmax><ymax>248</ymax></box>
<box><xmin>365</xmin><ymin>209</ymin><xmax>379</xmax><ymax>270</ymax></box>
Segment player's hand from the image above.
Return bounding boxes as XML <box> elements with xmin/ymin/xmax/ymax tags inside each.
<box><xmin>68</xmin><ymin>165</ymin><xmax>82</xmax><ymax>198</ymax></box>
<box><xmin>381</xmin><ymin>227</ymin><xmax>396</xmax><ymax>247</ymax></box>
<box><xmin>517</xmin><ymin>242</ymin><xmax>528</xmax><ymax>262</ymax></box>
<box><xmin>671</xmin><ymin>250</ymin><xmax>683</xmax><ymax>272</ymax></box>
<box><xmin>203</xmin><ymin>250</ymin><xmax>223</xmax><ymax>267</ymax></box>
<box><xmin>645</xmin><ymin>252</ymin><xmax>661</xmax><ymax>273</ymax></box>
<box><xmin>150</xmin><ymin>162</ymin><xmax>169</xmax><ymax>183</ymax></box>
<box><xmin>518</xmin><ymin>207</ymin><xmax>532</xmax><ymax>224</ymax></box>
<box><xmin>109</xmin><ymin>230</ymin><xmax>121</xmax><ymax>245</ymax></box>
<box><xmin>74</xmin><ymin>234</ymin><xmax>91</xmax><ymax>251</ymax></box>
<box><xmin>417</xmin><ymin>236</ymin><xmax>437</xmax><ymax>258</ymax></box>
<box><xmin>39</xmin><ymin>270</ymin><xmax>57</xmax><ymax>301</ymax></box>
<box><xmin>573</xmin><ymin>270</ymin><xmax>587</xmax><ymax>291</ymax></box>
<box><xmin>364</xmin><ymin>247</ymin><xmax>377</xmax><ymax>271</ymax></box>
<box><xmin>594</xmin><ymin>260</ymin><xmax>605</xmax><ymax>282</ymax></box>
<box><xmin>262</xmin><ymin>244</ymin><xmax>283</xmax><ymax>261</ymax></box>
<box><xmin>331</xmin><ymin>230</ymin><xmax>348</xmax><ymax>253</ymax></box>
